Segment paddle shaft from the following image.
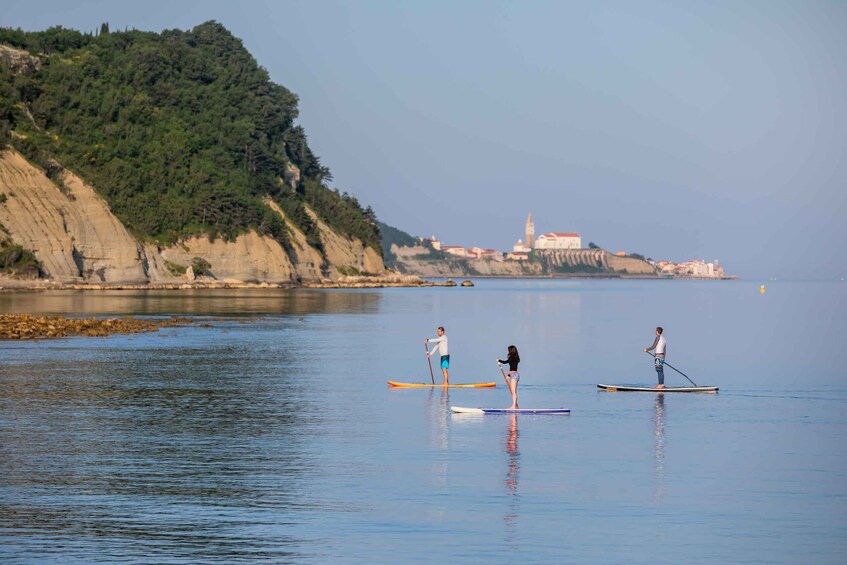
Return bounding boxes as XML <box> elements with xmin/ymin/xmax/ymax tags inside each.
<box><xmin>646</xmin><ymin>351</ymin><xmax>698</xmax><ymax>386</ymax></box>
<box><xmin>498</xmin><ymin>364</ymin><xmax>509</xmax><ymax>386</ymax></box>
<box><xmin>425</xmin><ymin>342</ymin><xmax>435</xmax><ymax>384</ymax></box>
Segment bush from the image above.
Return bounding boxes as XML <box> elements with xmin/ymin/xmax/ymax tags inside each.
<box><xmin>190</xmin><ymin>256</ymin><xmax>212</xmax><ymax>277</ymax></box>
<box><xmin>0</xmin><ymin>238</ymin><xmax>43</xmax><ymax>278</ymax></box>
<box><xmin>164</xmin><ymin>260</ymin><xmax>186</xmax><ymax>276</ymax></box>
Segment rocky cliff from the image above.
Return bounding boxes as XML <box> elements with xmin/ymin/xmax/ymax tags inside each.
<box><xmin>542</xmin><ymin>249</ymin><xmax>656</xmax><ymax>275</ymax></box>
<box><xmin>0</xmin><ymin>148</ymin><xmax>384</xmax><ymax>284</ymax></box>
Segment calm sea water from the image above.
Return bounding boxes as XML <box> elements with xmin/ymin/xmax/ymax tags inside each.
<box><xmin>1</xmin><ymin>280</ymin><xmax>845</xmax><ymax>563</ymax></box>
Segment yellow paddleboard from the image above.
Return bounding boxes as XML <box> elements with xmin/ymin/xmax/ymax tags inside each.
<box><xmin>387</xmin><ymin>381</ymin><xmax>496</xmax><ymax>388</ymax></box>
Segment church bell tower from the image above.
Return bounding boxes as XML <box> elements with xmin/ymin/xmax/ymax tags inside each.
<box><xmin>525</xmin><ymin>213</ymin><xmax>535</xmax><ymax>249</ymax></box>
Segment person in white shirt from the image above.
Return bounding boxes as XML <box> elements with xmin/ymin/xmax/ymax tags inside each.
<box><xmin>643</xmin><ymin>326</ymin><xmax>667</xmax><ymax>388</ymax></box>
<box><xmin>425</xmin><ymin>326</ymin><xmax>450</xmax><ymax>385</ymax></box>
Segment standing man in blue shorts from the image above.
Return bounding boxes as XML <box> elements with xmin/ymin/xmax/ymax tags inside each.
<box><xmin>425</xmin><ymin>326</ymin><xmax>450</xmax><ymax>385</ymax></box>
<box><xmin>644</xmin><ymin>326</ymin><xmax>667</xmax><ymax>389</ymax></box>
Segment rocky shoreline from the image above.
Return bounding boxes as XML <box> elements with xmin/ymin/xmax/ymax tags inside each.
<box><xmin>302</xmin><ymin>274</ymin><xmax>459</xmax><ymax>288</ymax></box>
<box><xmin>0</xmin><ymin>272</ymin><xmax>738</xmax><ymax>291</ymax></box>
<box><xmin>0</xmin><ymin>314</ymin><xmax>194</xmax><ymax>340</ymax></box>
<box><xmin>0</xmin><ymin>273</ymin><xmax>459</xmax><ymax>291</ymax></box>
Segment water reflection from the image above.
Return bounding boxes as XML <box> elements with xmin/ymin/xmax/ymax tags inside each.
<box><xmin>426</xmin><ymin>388</ymin><xmax>451</xmax><ymax>486</ymax></box>
<box><xmin>504</xmin><ymin>414</ymin><xmax>520</xmax><ymax>538</ymax></box>
<box><xmin>0</xmin><ymin>289</ymin><xmax>381</xmax><ymax>317</ymax></box>
<box><xmin>426</xmin><ymin>388</ymin><xmax>451</xmax><ymax>450</ymax></box>
<box><xmin>0</xmin><ymin>321</ymin><xmax>325</xmax><ymax>561</ymax></box>
<box><xmin>653</xmin><ymin>394</ymin><xmax>666</xmax><ymax>503</ymax></box>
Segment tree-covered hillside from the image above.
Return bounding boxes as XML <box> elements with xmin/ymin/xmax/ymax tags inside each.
<box><xmin>0</xmin><ymin>22</ymin><xmax>380</xmax><ymax>255</ymax></box>
<box><xmin>377</xmin><ymin>221</ymin><xmax>421</xmax><ymax>269</ymax></box>
<box><xmin>378</xmin><ymin>221</ymin><xmax>417</xmax><ymax>251</ymax></box>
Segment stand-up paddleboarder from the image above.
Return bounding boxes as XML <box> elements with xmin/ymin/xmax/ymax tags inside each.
<box><xmin>644</xmin><ymin>327</ymin><xmax>667</xmax><ymax>388</ymax></box>
<box><xmin>425</xmin><ymin>326</ymin><xmax>450</xmax><ymax>385</ymax></box>
<box><xmin>497</xmin><ymin>345</ymin><xmax>521</xmax><ymax>409</ymax></box>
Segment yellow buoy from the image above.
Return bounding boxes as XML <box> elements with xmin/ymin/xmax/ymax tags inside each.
<box><xmin>760</xmin><ymin>285</ymin><xmax>765</xmax><ymax>294</ymax></box>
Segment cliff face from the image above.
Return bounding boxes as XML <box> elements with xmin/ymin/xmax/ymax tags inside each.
<box><xmin>0</xmin><ymin>149</ymin><xmax>146</xmax><ymax>282</ymax></box>
<box><xmin>0</xmin><ymin>44</ymin><xmax>40</xmax><ymax>73</ymax></box>
<box><xmin>542</xmin><ymin>249</ymin><xmax>656</xmax><ymax>275</ymax></box>
<box><xmin>390</xmin><ymin>244</ymin><xmax>544</xmax><ymax>277</ymax></box>
<box><xmin>305</xmin><ymin>207</ymin><xmax>384</xmax><ymax>276</ymax></box>
<box><xmin>0</xmin><ymin>148</ymin><xmax>384</xmax><ymax>284</ymax></box>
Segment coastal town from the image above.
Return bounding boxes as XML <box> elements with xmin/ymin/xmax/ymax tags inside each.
<box><xmin>415</xmin><ymin>213</ymin><xmax>731</xmax><ymax>279</ymax></box>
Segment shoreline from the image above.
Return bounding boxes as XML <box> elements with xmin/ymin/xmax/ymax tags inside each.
<box><xmin>0</xmin><ymin>273</ymin><xmax>739</xmax><ymax>291</ymax></box>
<box><xmin>0</xmin><ymin>273</ymin><xmax>458</xmax><ymax>291</ymax></box>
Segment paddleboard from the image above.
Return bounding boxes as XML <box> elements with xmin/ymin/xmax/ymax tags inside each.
<box><xmin>388</xmin><ymin>381</ymin><xmax>496</xmax><ymax>388</ymax></box>
<box><xmin>451</xmin><ymin>406</ymin><xmax>570</xmax><ymax>414</ymax></box>
<box><xmin>597</xmin><ymin>384</ymin><xmax>718</xmax><ymax>393</ymax></box>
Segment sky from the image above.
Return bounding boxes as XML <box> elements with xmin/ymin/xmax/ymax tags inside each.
<box><xmin>3</xmin><ymin>1</ymin><xmax>846</xmax><ymax>279</ymax></box>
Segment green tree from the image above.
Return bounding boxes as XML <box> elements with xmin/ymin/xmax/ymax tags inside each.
<box><xmin>0</xmin><ymin>21</ymin><xmax>381</xmax><ymax>259</ymax></box>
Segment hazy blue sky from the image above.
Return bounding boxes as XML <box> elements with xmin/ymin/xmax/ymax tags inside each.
<box><xmin>4</xmin><ymin>1</ymin><xmax>846</xmax><ymax>278</ymax></box>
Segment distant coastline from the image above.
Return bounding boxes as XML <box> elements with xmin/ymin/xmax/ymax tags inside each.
<box><xmin>0</xmin><ymin>273</ymin><xmax>456</xmax><ymax>291</ymax></box>
<box><xmin>0</xmin><ymin>271</ymin><xmax>740</xmax><ymax>292</ymax></box>
<box><xmin>423</xmin><ymin>273</ymin><xmax>740</xmax><ymax>281</ymax></box>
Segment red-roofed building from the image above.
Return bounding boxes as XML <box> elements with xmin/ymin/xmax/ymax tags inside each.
<box><xmin>467</xmin><ymin>247</ymin><xmax>503</xmax><ymax>261</ymax></box>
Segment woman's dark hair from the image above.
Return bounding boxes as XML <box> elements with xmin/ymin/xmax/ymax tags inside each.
<box><xmin>508</xmin><ymin>345</ymin><xmax>520</xmax><ymax>361</ymax></box>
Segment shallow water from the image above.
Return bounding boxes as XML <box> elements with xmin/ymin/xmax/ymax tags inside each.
<box><xmin>1</xmin><ymin>280</ymin><xmax>845</xmax><ymax>563</ymax></box>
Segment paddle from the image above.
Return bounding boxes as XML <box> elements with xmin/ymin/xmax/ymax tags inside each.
<box><xmin>425</xmin><ymin>342</ymin><xmax>435</xmax><ymax>384</ymax></box>
<box><xmin>645</xmin><ymin>351</ymin><xmax>699</xmax><ymax>387</ymax></box>
<box><xmin>497</xmin><ymin>361</ymin><xmax>508</xmax><ymax>385</ymax></box>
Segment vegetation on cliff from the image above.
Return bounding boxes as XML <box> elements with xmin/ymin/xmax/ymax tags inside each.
<box><xmin>0</xmin><ymin>236</ymin><xmax>42</xmax><ymax>278</ymax></box>
<box><xmin>0</xmin><ymin>219</ymin><xmax>42</xmax><ymax>278</ymax></box>
<box><xmin>0</xmin><ymin>22</ymin><xmax>380</xmax><ymax>256</ymax></box>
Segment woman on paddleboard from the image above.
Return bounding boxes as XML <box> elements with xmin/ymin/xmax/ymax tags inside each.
<box><xmin>425</xmin><ymin>326</ymin><xmax>450</xmax><ymax>385</ymax></box>
<box><xmin>497</xmin><ymin>345</ymin><xmax>521</xmax><ymax>409</ymax></box>
<box><xmin>643</xmin><ymin>327</ymin><xmax>667</xmax><ymax>389</ymax></box>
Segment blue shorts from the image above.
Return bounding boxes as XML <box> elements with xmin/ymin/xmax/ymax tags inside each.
<box><xmin>655</xmin><ymin>357</ymin><xmax>665</xmax><ymax>371</ymax></box>
<box><xmin>507</xmin><ymin>371</ymin><xmax>520</xmax><ymax>382</ymax></box>
<box><xmin>440</xmin><ymin>355</ymin><xmax>450</xmax><ymax>369</ymax></box>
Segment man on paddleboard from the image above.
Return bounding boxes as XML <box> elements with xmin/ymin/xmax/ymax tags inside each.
<box><xmin>425</xmin><ymin>326</ymin><xmax>450</xmax><ymax>385</ymax></box>
<box><xmin>644</xmin><ymin>326</ymin><xmax>667</xmax><ymax>388</ymax></box>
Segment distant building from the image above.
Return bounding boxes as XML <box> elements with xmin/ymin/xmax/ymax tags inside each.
<box><xmin>525</xmin><ymin>213</ymin><xmax>535</xmax><ymax>248</ymax></box>
<box><xmin>506</xmin><ymin>251</ymin><xmax>529</xmax><ymax>261</ymax></box>
<box><xmin>441</xmin><ymin>245</ymin><xmax>466</xmax><ymax>257</ymax></box>
<box><xmin>512</xmin><ymin>238</ymin><xmax>531</xmax><ymax>253</ymax></box>
<box><xmin>654</xmin><ymin>258</ymin><xmax>727</xmax><ymax>279</ymax></box>
<box><xmin>534</xmin><ymin>232</ymin><xmax>582</xmax><ymax>250</ymax></box>
<box><xmin>418</xmin><ymin>236</ymin><xmax>441</xmax><ymax>250</ymax></box>
<box><xmin>467</xmin><ymin>247</ymin><xmax>503</xmax><ymax>261</ymax></box>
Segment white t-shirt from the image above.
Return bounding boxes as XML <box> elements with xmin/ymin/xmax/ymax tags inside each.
<box><xmin>428</xmin><ymin>335</ymin><xmax>449</xmax><ymax>356</ymax></box>
<box><xmin>655</xmin><ymin>334</ymin><xmax>666</xmax><ymax>355</ymax></box>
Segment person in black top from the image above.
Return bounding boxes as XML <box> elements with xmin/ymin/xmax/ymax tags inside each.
<box><xmin>497</xmin><ymin>345</ymin><xmax>521</xmax><ymax>409</ymax></box>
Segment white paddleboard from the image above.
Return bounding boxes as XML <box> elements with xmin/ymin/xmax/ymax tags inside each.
<box><xmin>597</xmin><ymin>384</ymin><xmax>718</xmax><ymax>393</ymax></box>
<box><xmin>451</xmin><ymin>406</ymin><xmax>570</xmax><ymax>414</ymax></box>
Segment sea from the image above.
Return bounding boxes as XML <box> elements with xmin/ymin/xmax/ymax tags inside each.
<box><xmin>0</xmin><ymin>279</ymin><xmax>845</xmax><ymax>563</ymax></box>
